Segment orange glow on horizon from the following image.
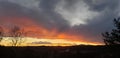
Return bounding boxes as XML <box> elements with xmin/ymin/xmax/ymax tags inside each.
<box><xmin>0</xmin><ymin>37</ymin><xmax>103</xmax><ymax>46</ymax></box>
<box><xmin>0</xmin><ymin>17</ymin><xmax>103</xmax><ymax>46</ymax></box>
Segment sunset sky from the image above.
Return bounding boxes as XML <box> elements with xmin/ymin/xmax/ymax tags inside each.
<box><xmin>0</xmin><ymin>0</ymin><xmax>120</xmax><ymax>46</ymax></box>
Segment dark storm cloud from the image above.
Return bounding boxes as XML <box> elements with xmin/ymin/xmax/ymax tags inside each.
<box><xmin>0</xmin><ymin>0</ymin><xmax>69</xmax><ymax>33</ymax></box>
<box><xmin>39</xmin><ymin>0</ymin><xmax>58</xmax><ymax>11</ymax></box>
<box><xmin>38</xmin><ymin>0</ymin><xmax>70</xmax><ymax>32</ymax></box>
<box><xmin>0</xmin><ymin>0</ymin><xmax>120</xmax><ymax>43</ymax></box>
<box><xmin>52</xmin><ymin>0</ymin><xmax>120</xmax><ymax>42</ymax></box>
<box><xmin>39</xmin><ymin>0</ymin><xmax>119</xmax><ymax>43</ymax></box>
<box><xmin>84</xmin><ymin>0</ymin><xmax>119</xmax><ymax>12</ymax></box>
<box><xmin>0</xmin><ymin>1</ymin><xmax>26</xmax><ymax>17</ymax></box>
<box><xmin>0</xmin><ymin>1</ymin><xmax>30</xmax><ymax>26</ymax></box>
<box><xmin>69</xmin><ymin>0</ymin><xmax>120</xmax><ymax>42</ymax></box>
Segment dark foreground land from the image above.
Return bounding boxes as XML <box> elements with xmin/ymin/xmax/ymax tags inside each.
<box><xmin>0</xmin><ymin>45</ymin><xmax>120</xmax><ymax>58</ymax></box>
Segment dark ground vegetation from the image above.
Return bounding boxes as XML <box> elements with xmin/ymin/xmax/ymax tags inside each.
<box><xmin>0</xmin><ymin>45</ymin><xmax>120</xmax><ymax>58</ymax></box>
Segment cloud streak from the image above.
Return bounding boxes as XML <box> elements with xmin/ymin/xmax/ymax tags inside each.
<box><xmin>32</xmin><ymin>41</ymin><xmax>52</xmax><ymax>44</ymax></box>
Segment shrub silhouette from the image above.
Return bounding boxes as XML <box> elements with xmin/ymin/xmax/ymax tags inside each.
<box><xmin>102</xmin><ymin>18</ymin><xmax>120</xmax><ymax>45</ymax></box>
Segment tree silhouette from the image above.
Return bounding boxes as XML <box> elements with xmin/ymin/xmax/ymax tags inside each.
<box><xmin>9</xmin><ymin>26</ymin><xmax>25</xmax><ymax>46</ymax></box>
<box><xmin>0</xmin><ymin>26</ymin><xmax>4</xmax><ymax>42</ymax></box>
<box><xmin>102</xmin><ymin>18</ymin><xmax>120</xmax><ymax>45</ymax></box>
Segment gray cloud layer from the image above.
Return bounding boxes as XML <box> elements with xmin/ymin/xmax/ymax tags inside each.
<box><xmin>0</xmin><ymin>0</ymin><xmax>120</xmax><ymax>43</ymax></box>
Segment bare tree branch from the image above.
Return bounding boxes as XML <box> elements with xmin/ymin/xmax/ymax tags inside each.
<box><xmin>9</xmin><ymin>26</ymin><xmax>26</xmax><ymax>46</ymax></box>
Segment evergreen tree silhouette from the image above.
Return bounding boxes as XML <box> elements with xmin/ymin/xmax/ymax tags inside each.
<box><xmin>102</xmin><ymin>17</ymin><xmax>120</xmax><ymax>45</ymax></box>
